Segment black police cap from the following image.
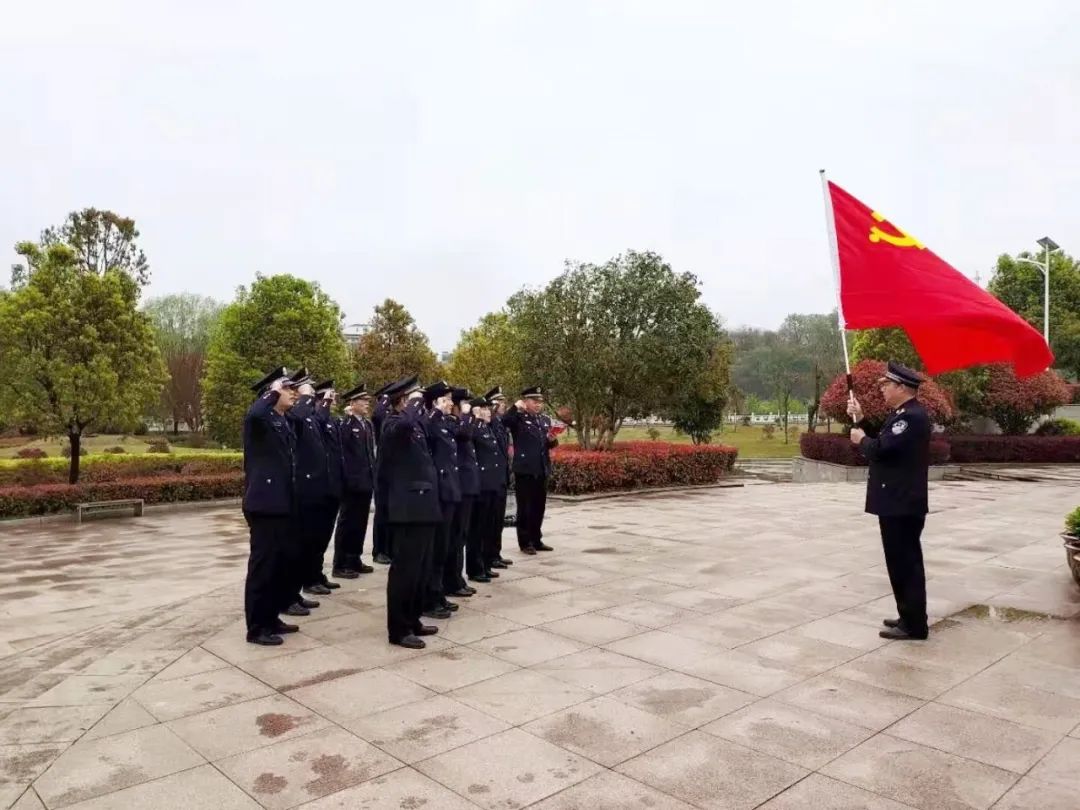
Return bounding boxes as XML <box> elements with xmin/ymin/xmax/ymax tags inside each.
<box><xmin>383</xmin><ymin>375</ymin><xmax>421</xmax><ymax>401</ymax></box>
<box><xmin>251</xmin><ymin>366</ymin><xmax>291</xmax><ymax>393</ymax></box>
<box><xmin>521</xmin><ymin>386</ymin><xmax>545</xmax><ymax>399</ymax></box>
<box><xmin>341</xmin><ymin>383</ymin><xmax>369</xmax><ymax>401</ymax></box>
<box><xmin>884</xmin><ymin>361</ymin><xmax>923</xmax><ymax>389</ymax></box>
<box><xmin>484</xmin><ymin>386</ymin><xmax>505</xmax><ymax>401</ymax></box>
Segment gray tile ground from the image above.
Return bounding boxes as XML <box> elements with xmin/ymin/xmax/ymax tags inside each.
<box><xmin>1</xmin><ymin>477</ymin><xmax>1078</xmax><ymax>808</ymax></box>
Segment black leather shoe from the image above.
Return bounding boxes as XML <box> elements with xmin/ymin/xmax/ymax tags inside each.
<box><xmin>299</xmin><ymin>597</ymin><xmax>320</xmax><ymax>609</ymax></box>
<box><xmin>499</xmin><ymin>558</ymin><xmax>514</xmax><ymax>566</ymax></box>
<box><xmin>469</xmin><ymin>575</ymin><xmax>492</xmax><ymax>584</ymax></box>
<box><xmin>333</xmin><ymin>569</ymin><xmax>360</xmax><ymax>580</ymax></box>
<box><xmin>423</xmin><ymin>608</ymin><xmax>452</xmax><ymax>620</ymax></box>
<box><xmin>879</xmin><ymin>627</ymin><xmax>928</xmax><ymax>641</ymax></box>
<box><xmin>322</xmin><ymin>579</ymin><xmax>341</xmax><ymax>590</ymax></box>
<box><xmin>485</xmin><ymin>570</ymin><xmax>500</xmax><ymax>578</ymax></box>
<box><xmin>284</xmin><ymin>603</ymin><xmax>310</xmax><ymax>617</ymax></box>
<box><xmin>442</xmin><ymin>601</ymin><xmax>459</xmax><ymax>612</ymax></box>
<box><xmin>449</xmin><ymin>589</ymin><xmax>473</xmax><ymax>598</ymax></box>
<box><xmin>391</xmin><ymin>634</ymin><xmax>426</xmax><ymax>649</ymax></box>
<box><xmin>463</xmin><ymin>586</ymin><xmax>477</xmax><ymax>595</ymax></box>
<box><xmin>374</xmin><ymin>553</ymin><xmax>392</xmax><ymax>565</ymax></box>
<box><xmin>304</xmin><ymin>584</ymin><xmax>332</xmax><ymax>596</ymax></box>
<box><xmin>489</xmin><ymin>560</ymin><xmax>508</xmax><ymax>569</ymax></box>
<box><xmin>273</xmin><ymin>621</ymin><xmax>299</xmax><ymax>634</ymax></box>
<box><xmin>521</xmin><ymin>547</ymin><xmax>537</xmax><ymax>555</ymax></box>
<box><xmin>415</xmin><ymin>625</ymin><xmax>439</xmax><ymax>636</ymax></box>
<box><xmin>247</xmin><ymin>630</ymin><xmax>284</xmax><ymax>646</ymax></box>
<box><xmin>883</xmin><ymin>618</ymin><xmax>902</xmax><ymax>629</ymax></box>
<box><xmin>535</xmin><ymin>543</ymin><xmax>554</xmax><ymax>552</ymax></box>
<box><xmin>357</xmin><ymin>562</ymin><xmax>375</xmax><ymax>574</ymax></box>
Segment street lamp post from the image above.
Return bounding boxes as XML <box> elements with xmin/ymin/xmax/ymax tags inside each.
<box><xmin>1014</xmin><ymin>236</ymin><xmax>1059</xmax><ymax>345</ymax></box>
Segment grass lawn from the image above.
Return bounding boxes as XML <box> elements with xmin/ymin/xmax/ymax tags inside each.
<box><xmin>582</xmin><ymin>424</ymin><xmax>821</xmax><ymax>459</ymax></box>
<box><xmin>0</xmin><ymin>434</ymin><xmax>223</xmax><ymax>459</ymax></box>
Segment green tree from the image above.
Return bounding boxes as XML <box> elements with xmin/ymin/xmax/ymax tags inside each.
<box><xmin>445</xmin><ymin>311</ymin><xmax>524</xmax><ymax>395</ymax></box>
<box><xmin>510</xmin><ymin>251</ymin><xmax>721</xmax><ymax>449</ymax></box>
<box><xmin>13</xmin><ymin>208</ymin><xmax>150</xmax><ymax>286</ymax></box>
<box><xmin>353</xmin><ymin>299</ymin><xmax>442</xmax><ymax>389</ymax></box>
<box><xmin>746</xmin><ymin>342</ymin><xmax>809</xmax><ymax>444</ymax></box>
<box><xmin>203</xmin><ymin>275</ymin><xmax>351</xmax><ymax>448</ymax></box>
<box><xmin>143</xmin><ymin>294</ymin><xmax>223</xmax><ymax>433</ymax></box>
<box><xmin>0</xmin><ymin>245</ymin><xmax>165</xmax><ymax>482</ymax></box>
<box><xmin>989</xmin><ymin>250</ymin><xmax>1080</xmax><ymax>380</ymax></box>
<box><xmin>778</xmin><ymin>311</ymin><xmax>844</xmax><ymax>431</ymax></box>
<box><xmin>670</xmin><ymin>337</ymin><xmax>734</xmax><ymax>444</ymax></box>
<box><xmin>849</xmin><ymin>327</ymin><xmax>922</xmax><ymax>369</ymax></box>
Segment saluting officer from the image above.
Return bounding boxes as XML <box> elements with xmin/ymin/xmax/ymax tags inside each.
<box><xmin>473</xmin><ymin>397</ymin><xmax>508</xmax><ymax>572</ymax></box>
<box><xmin>484</xmin><ymin>387</ymin><xmax>514</xmax><ymax>568</ymax></box>
<box><xmin>421</xmin><ymin>381</ymin><xmax>459</xmax><ymax>619</ymax></box>
<box><xmin>451</xmin><ymin>388</ymin><xmax>487</xmax><ymax>583</ymax></box>
<box><xmin>333</xmin><ymin>383</ymin><xmax>376</xmax><ymax>577</ymax></box>
<box><xmin>379</xmin><ymin>375</ymin><xmax>442</xmax><ymax>649</ymax></box>
<box><xmin>371</xmin><ymin>381</ymin><xmax>394</xmax><ymax>565</ymax></box>
<box><xmin>849</xmin><ymin>361</ymin><xmax>932</xmax><ymax>641</ymax></box>
<box><xmin>503</xmin><ymin>386</ymin><xmax>559</xmax><ymax>555</ymax></box>
<box><xmin>242</xmin><ymin>367</ymin><xmax>301</xmax><ymax>646</ymax></box>
<box><xmin>311</xmin><ymin>380</ymin><xmax>344</xmax><ymax>591</ymax></box>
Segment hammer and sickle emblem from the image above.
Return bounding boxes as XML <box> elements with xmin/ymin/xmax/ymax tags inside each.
<box><xmin>868</xmin><ymin>211</ymin><xmax>925</xmax><ymax>249</ymax></box>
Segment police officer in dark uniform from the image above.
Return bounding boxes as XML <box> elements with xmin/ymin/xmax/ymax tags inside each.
<box><xmin>485</xmin><ymin>387</ymin><xmax>514</xmax><ymax>567</ymax></box>
<box><xmin>503</xmin><ymin>386</ymin><xmax>559</xmax><ymax>555</ymax></box>
<box><xmin>242</xmin><ymin>367</ymin><xmax>302</xmax><ymax>646</ymax></box>
<box><xmin>311</xmin><ymin>380</ymin><xmax>344</xmax><ymax>591</ymax></box>
<box><xmin>473</xmin><ymin>397</ymin><xmax>508</xmax><ymax>572</ymax></box>
<box><xmin>849</xmin><ymin>361</ymin><xmax>932</xmax><ymax>641</ymax></box>
<box><xmin>371</xmin><ymin>381</ymin><xmax>394</xmax><ymax>565</ymax></box>
<box><xmin>451</xmin><ymin>388</ymin><xmax>488</xmax><ymax>583</ymax></box>
<box><xmin>333</xmin><ymin>383</ymin><xmax>376</xmax><ymax>578</ymax></box>
<box><xmin>421</xmin><ymin>381</ymin><xmax>459</xmax><ymax>619</ymax></box>
<box><xmin>379</xmin><ymin>375</ymin><xmax>442</xmax><ymax>649</ymax></box>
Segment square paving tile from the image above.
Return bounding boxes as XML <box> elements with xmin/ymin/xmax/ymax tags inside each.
<box><xmin>132</xmin><ymin>666</ymin><xmax>273</xmax><ymax>722</ymax></box>
<box><xmin>776</xmin><ymin>674</ymin><xmax>923</xmax><ymax>731</ymax></box>
<box><xmin>992</xmin><ymin>775</ymin><xmax>1079</xmax><ymax>810</ymax></box>
<box><xmin>739</xmin><ymin>632</ymin><xmax>864</xmax><ymax>677</ymax></box>
<box><xmin>33</xmin><ymin>724</ymin><xmax>204</xmax><ymax>808</ymax></box>
<box><xmin>201</xmin><ymin>629</ymin><xmax>321</xmax><ymax>664</ymax></box>
<box><xmin>415</xmin><ymin>727</ymin><xmax>602</xmax><ymax>810</ymax></box>
<box><xmin>611</xmin><ymin>671</ymin><xmax>755</xmax><ymax>728</ymax></box>
<box><xmin>529</xmin><ymin>770</ymin><xmax>697</xmax><ymax>809</ymax></box>
<box><xmin>347</xmin><ymin>695</ymin><xmax>509</xmax><ymax>764</ymax></box>
<box><xmin>756</xmin><ymin>773</ymin><xmax>916</xmax><ymax>809</ymax></box>
<box><xmin>822</xmin><ymin>733</ymin><xmax>1018</xmax><ymax>810</ymax></box>
<box><xmin>11</xmin><ymin>788</ymin><xmax>47</xmax><ymax>810</ymax></box>
<box><xmin>238</xmin><ymin>645</ymin><xmax>370</xmax><ymax>691</ymax></box>
<box><xmin>28</xmin><ymin>674</ymin><xmax>147</xmax><ymax>708</ymax></box>
<box><xmin>0</xmin><ymin>704</ymin><xmax>111</xmax><ymax>745</ymax></box>
<box><xmin>77</xmin><ymin>648</ymin><xmax>188</xmax><ymax>679</ymax></box>
<box><xmin>532</xmin><ymin>649</ymin><xmax>663</xmax><ymax>695</ymax></box>
<box><xmin>524</xmin><ymin>695</ymin><xmax>686</xmax><ymax>767</ymax></box>
<box><xmin>167</xmin><ymin>694</ymin><xmax>332</xmax><ymax>761</ymax></box>
<box><xmin>60</xmin><ymin>765</ymin><xmax>261</xmax><ymax>810</ymax></box>
<box><xmin>470</xmin><ymin>628</ymin><xmax>588</xmax><ymax>666</ymax></box>
<box><xmin>151</xmin><ymin>648</ymin><xmax>232</xmax><ymax>682</ymax></box>
<box><xmin>604</xmin><ymin>629</ymin><xmax>722</xmax><ymax>669</ymax></box>
<box><xmin>702</xmin><ymin>699</ymin><xmax>875</xmax><ymax>769</ymax></box>
<box><xmin>599</xmin><ymin>601</ymin><xmax>695</xmax><ymax>629</ymax></box>
<box><xmin>332</xmin><ymin>634</ymin><xmax>456</xmax><ymax>668</ymax></box>
<box><xmin>294</xmin><ymin>766</ymin><xmax>480</xmax><ymax>809</ymax></box>
<box><xmin>289</xmin><ymin>613</ymin><xmax>386</xmax><ymax>645</ymax></box>
<box><xmin>1026</xmin><ymin>737</ymin><xmax>1080</xmax><ymax>791</ymax></box>
<box><xmin>793</xmin><ymin>614</ymin><xmax>891</xmax><ymax>652</ymax></box>
<box><xmin>832</xmin><ymin>652</ymin><xmax>969</xmax><ymax>700</ymax></box>
<box><xmin>541</xmin><ymin>613</ymin><xmax>647</xmax><ymax>645</ymax></box>
<box><xmin>82</xmin><ymin>700</ymin><xmax>158</xmax><ymax>741</ymax></box>
<box><xmin>939</xmin><ymin>670</ymin><xmax>1080</xmax><ymax>733</ymax></box>
<box><xmin>216</xmin><ymin>727</ymin><xmax>401</xmax><ymax>810</ymax></box>
<box><xmin>385</xmin><ymin>647</ymin><xmax>518</xmax><ymax>692</ymax></box>
<box><xmin>616</xmin><ymin>730</ymin><xmax>808</xmax><ymax>810</ymax></box>
<box><xmin>287</xmin><ymin>669</ymin><xmax>434</xmax><ymax>724</ymax></box>
<box><xmin>890</xmin><ymin>702</ymin><xmax>1062</xmax><ymax>773</ymax></box>
<box><xmin>435</xmin><ymin>611</ymin><xmax>526</xmax><ymax>644</ymax></box>
<box><xmin>483</xmin><ymin>594</ymin><xmax>600</xmax><ymax>626</ymax></box>
<box><xmin>680</xmin><ymin>650</ymin><xmax>805</xmax><ymax>697</ymax></box>
<box><xmin>450</xmin><ymin>669</ymin><xmax>593</xmax><ymax>725</ymax></box>
<box><xmin>0</xmin><ymin>744</ymin><xmax>66</xmax><ymax>809</ymax></box>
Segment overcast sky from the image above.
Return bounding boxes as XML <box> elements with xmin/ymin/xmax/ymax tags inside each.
<box><xmin>3</xmin><ymin>1</ymin><xmax>1078</xmax><ymax>351</ymax></box>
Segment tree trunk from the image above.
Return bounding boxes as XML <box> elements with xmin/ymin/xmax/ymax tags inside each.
<box><xmin>68</xmin><ymin>431</ymin><xmax>81</xmax><ymax>484</ymax></box>
<box><xmin>172</xmin><ymin>417</ymin><xmax>180</xmax><ymax>435</ymax></box>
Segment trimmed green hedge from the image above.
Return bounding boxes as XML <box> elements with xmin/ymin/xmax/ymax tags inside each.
<box><xmin>0</xmin><ymin>452</ymin><xmax>242</xmax><ymax>486</ymax></box>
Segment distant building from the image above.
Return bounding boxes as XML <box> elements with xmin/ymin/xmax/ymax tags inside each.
<box><xmin>343</xmin><ymin>322</ymin><xmax>368</xmax><ymax>348</ymax></box>
<box><xmin>439</xmin><ymin>351</ymin><xmax>453</xmax><ymax>364</ymax></box>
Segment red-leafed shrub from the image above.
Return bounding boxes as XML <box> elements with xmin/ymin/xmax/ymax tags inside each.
<box><xmin>0</xmin><ymin>474</ymin><xmax>243</xmax><ymax>518</ymax></box>
<box><xmin>980</xmin><ymin>366</ymin><xmax>1072</xmax><ymax>435</ymax></box>
<box><xmin>947</xmin><ymin>436</ymin><xmax>1080</xmax><ymax>464</ymax></box>
<box><xmin>549</xmin><ymin>442</ymin><xmax>737</xmax><ymax>494</ymax></box>
<box><xmin>800</xmin><ymin>432</ymin><xmax>951</xmax><ymax>467</ymax></box>
<box><xmin>15</xmin><ymin>448</ymin><xmax>47</xmax><ymax>459</ymax></box>
<box><xmin>820</xmin><ymin>361</ymin><xmax>954</xmax><ymax>430</ymax></box>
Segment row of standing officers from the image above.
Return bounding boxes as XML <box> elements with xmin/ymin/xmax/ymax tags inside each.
<box><xmin>241</xmin><ymin>367</ymin><xmax>559</xmax><ymax>648</ymax></box>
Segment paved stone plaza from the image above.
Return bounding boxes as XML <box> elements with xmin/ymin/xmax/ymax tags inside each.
<box><xmin>2</xmin><ymin>478</ymin><xmax>1080</xmax><ymax>809</ymax></box>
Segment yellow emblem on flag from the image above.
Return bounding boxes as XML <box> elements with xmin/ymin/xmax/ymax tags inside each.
<box><xmin>869</xmin><ymin>211</ymin><xmax>925</xmax><ymax>250</ymax></box>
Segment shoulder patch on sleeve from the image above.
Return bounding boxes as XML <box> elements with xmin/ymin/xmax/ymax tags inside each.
<box><xmin>891</xmin><ymin>420</ymin><xmax>908</xmax><ymax>435</ymax></box>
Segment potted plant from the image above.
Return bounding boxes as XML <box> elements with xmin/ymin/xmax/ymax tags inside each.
<box><xmin>1063</xmin><ymin>507</ymin><xmax>1080</xmax><ymax>587</ymax></box>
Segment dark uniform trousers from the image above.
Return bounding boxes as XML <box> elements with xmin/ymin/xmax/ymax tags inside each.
<box><xmin>307</xmin><ymin>498</ymin><xmax>340</xmax><ymax>586</ymax></box>
<box><xmin>469</xmin><ymin>492</ymin><xmax>494</xmax><ymax>576</ymax></box>
<box><xmin>489</xmin><ymin>490</ymin><xmax>507</xmax><ymax>563</ymax></box>
<box><xmin>425</xmin><ymin>503</ymin><xmax>454</xmax><ymax>610</ymax></box>
<box><xmin>387</xmin><ymin>523</ymin><xmax>436</xmax><ymax>642</ymax></box>
<box><xmin>243</xmin><ymin>511</ymin><xmax>300</xmax><ymax>632</ymax></box>
<box><xmin>879</xmin><ymin>515</ymin><xmax>928</xmax><ymax>636</ymax></box>
<box><xmin>444</xmin><ymin>497</ymin><xmax>473</xmax><ymax>593</ymax></box>
<box><xmin>373</xmin><ymin>487</ymin><xmax>391</xmax><ymax>558</ymax></box>
<box><xmin>515</xmin><ymin>474</ymin><xmax>547</xmax><ymax>550</ymax></box>
<box><xmin>334</xmin><ymin>489</ymin><xmax>372</xmax><ymax>571</ymax></box>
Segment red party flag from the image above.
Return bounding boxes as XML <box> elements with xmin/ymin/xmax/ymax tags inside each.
<box><xmin>823</xmin><ymin>178</ymin><xmax>1053</xmax><ymax>377</ymax></box>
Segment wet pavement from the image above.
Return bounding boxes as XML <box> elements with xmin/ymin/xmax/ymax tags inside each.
<box><xmin>2</xmin><ymin>478</ymin><xmax>1079</xmax><ymax>808</ymax></box>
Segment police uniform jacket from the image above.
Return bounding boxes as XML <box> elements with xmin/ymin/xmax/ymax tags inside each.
<box><xmin>491</xmin><ymin>414</ymin><xmax>512</xmax><ymax>484</ymax></box>
<box><xmin>339</xmin><ymin>413</ymin><xmax>375</xmax><ymax>493</ymax></box>
<box><xmin>242</xmin><ymin>390</ymin><xmax>295</xmax><ymax>516</ymax></box>
<box><xmin>503</xmin><ymin>406</ymin><xmax>558</xmax><ymax>478</ymax></box>
<box><xmin>287</xmin><ymin>395</ymin><xmax>330</xmax><ymax>505</ymax></box>
<box><xmin>314</xmin><ymin>401</ymin><xmax>344</xmax><ymax>500</ymax></box>
<box><xmin>858</xmin><ymin>398</ymin><xmax>931</xmax><ymax>517</ymax></box>
<box><xmin>454</xmin><ymin>415</ymin><xmax>481</xmax><ymax>496</ymax></box>
<box><xmin>474</xmin><ymin>421</ymin><xmax>506</xmax><ymax>493</ymax></box>
<box><xmin>378</xmin><ymin>399</ymin><xmax>443</xmax><ymax>524</ymax></box>
<box><xmin>372</xmin><ymin>396</ymin><xmax>391</xmax><ymax>486</ymax></box>
<box><xmin>426</xmin><ymin>409</ymin><xmax>462</xmax><ymax>504</ymax></box>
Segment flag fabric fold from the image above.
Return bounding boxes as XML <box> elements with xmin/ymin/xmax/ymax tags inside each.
<box><xmin>825</xmin><ymin>180</ymin><xmax>1053</xmax><ymax>377</ymax></box>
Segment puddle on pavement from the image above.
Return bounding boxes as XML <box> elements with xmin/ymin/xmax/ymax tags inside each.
<box><xmin>948</xmin><ymin>604</ymin><xmax>1054</xmax><ymax>624</ymax></box>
